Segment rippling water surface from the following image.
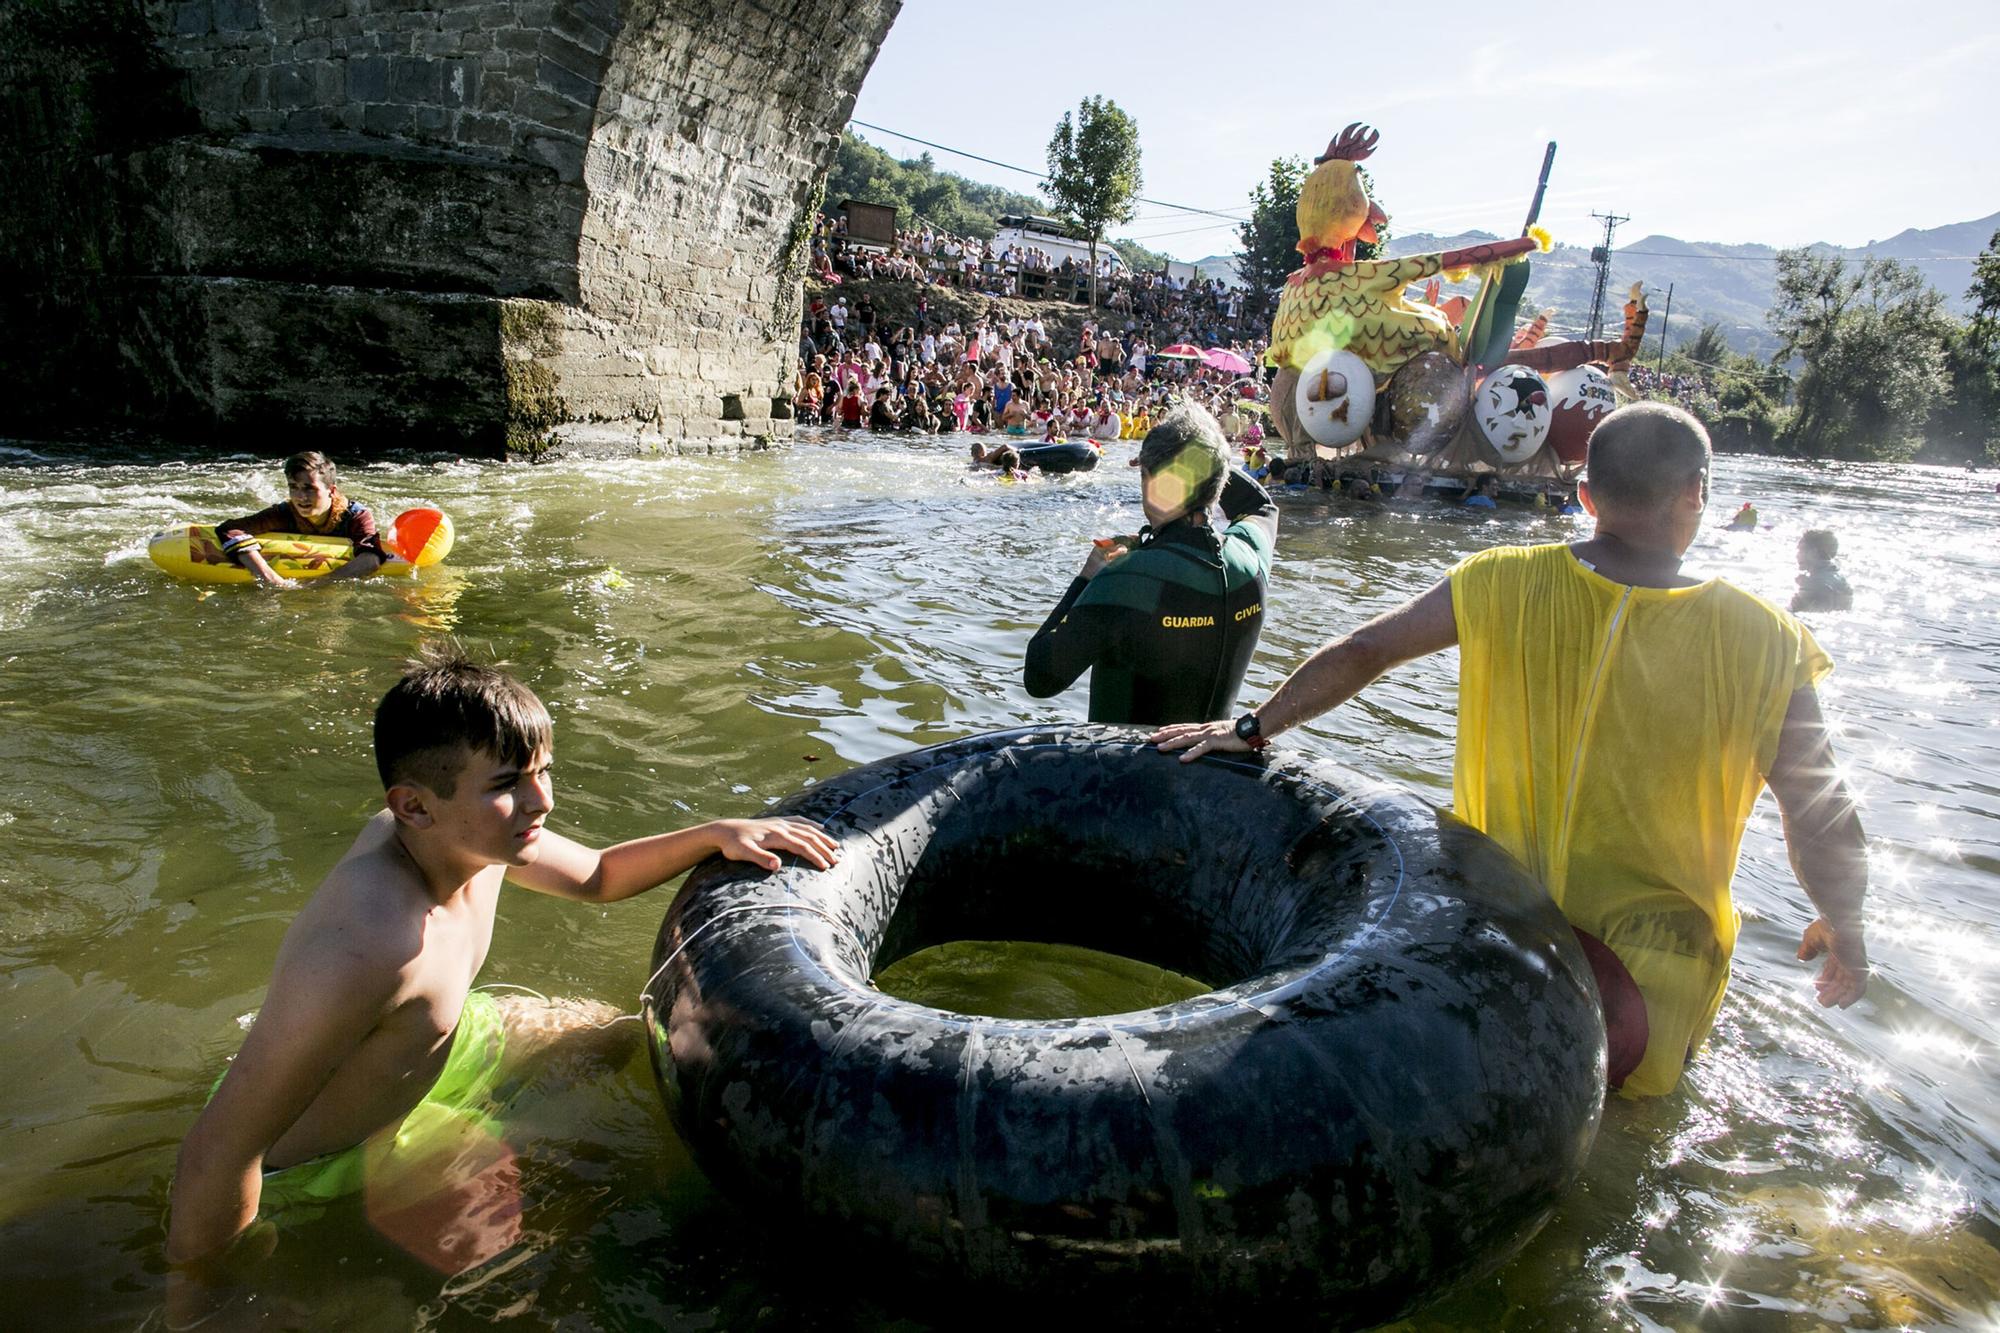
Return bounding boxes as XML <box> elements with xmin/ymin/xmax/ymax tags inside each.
<box><xmin>0</xmin><ymin>432</ymin><xmax>1995</xmax><ymax>1329</ymax></box>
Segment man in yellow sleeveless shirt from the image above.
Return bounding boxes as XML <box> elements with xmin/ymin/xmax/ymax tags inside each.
<box><xmin>1151</xmin><ymin>402</ymin><xmax>1869</xmax><ymax>1097</ymax></box>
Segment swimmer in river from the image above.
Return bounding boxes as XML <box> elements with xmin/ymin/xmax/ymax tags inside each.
<box><xmin>969</xmin><ymin>442</ymin><xmax>1024</xmax><ymax>476</ymax></box>
<box><xmin>214</xmin><ymin>452</ymin><xmax>385</xmax><ymax>590</ymax></box>
<box><xmin>1791</xmin><ymin>528</ymin><xmax>1853</xmax><ymax>612</ymax></box>
<box><xmin>867</xmin><ymin>386</ymin><xmax>901</xmax><ymax>431</ymax></box>
<box><xmin>1024</xmin><ymin>403</ymin><xmax>1277</xmax><ymax>724</ymax></box>
<box><xmin>165</xmin><ymin>654</ymin><xmax>836</xmax><ymax>1324</ymax></box>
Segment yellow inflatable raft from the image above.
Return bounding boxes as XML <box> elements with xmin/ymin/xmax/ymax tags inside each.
<box><xmin>148</xmin><ymin>507</ymin><xmax>455</xmax><ymax>584</ymax></box>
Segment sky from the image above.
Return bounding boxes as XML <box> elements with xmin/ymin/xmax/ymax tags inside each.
<box><xmin>848</xmin><ymin>0</ymin><xmax>2000</xmax><ymax>263</ymax></box>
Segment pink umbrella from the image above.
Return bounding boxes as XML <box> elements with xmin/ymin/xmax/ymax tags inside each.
<box><xmin>1202</xmin><ymin>347</ymin><xmax>1253</xmax><ymax>375</ymax></box>
<box><xmin>1155</xmin><ymin>343</ymin><xmax>1204</xmax><ymax>360</ymax></box>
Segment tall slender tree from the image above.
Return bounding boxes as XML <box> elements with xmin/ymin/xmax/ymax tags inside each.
<box><xmin>1044</xmin><ymin>97</ymin><xmax>1142</xmax><ymax>309</ymax></box>
<box><xmin>1237</xmin><ymin>157</ymin><xmax>1305</xmax><ymax>324</ymax></box>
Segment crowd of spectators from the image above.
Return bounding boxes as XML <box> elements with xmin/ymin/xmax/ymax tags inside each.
<box><xmin>1101</xmin><ymin>270</ymin><xmax>1249</xmax><ymax>351</ymax></box>
<box><xmin>795</xmin><ymin>286</ymin><xmax>1269</xmax><ymax>448</ymax></box>
<box><xmin>809</xmin><ymin>211</ymin><xmax>1258</xmax><ymax>350</ymax></box>
<box><xmin>811</xmin><ymin>212</ymin><xmax>1122</xmax><ymax>299</ymax></box>
<box><xmin>797</xmin><ymin>207</ymin><xmax>1273</xmax><ymax>447</ymax></box>
<box><xmin>1627</xmin><ymin>363</ymin><xmax>1721</xmax><ymax>420</ymax></box>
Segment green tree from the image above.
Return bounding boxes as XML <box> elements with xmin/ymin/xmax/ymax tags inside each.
<box><xmin>1969</xmin><ymin>227</ymin><xmax>2000</xmax><ymax>351</ymax></box>
<box><xmin>1680</xmin><ymin>321</ymin><xmax>1731</xmax><ymax>368</ymax></box>
<box><xmin>1927</xmin><ymin>323</ymin><xmax>2000</xmax><ymax>463</ymax></box>
<box><xmin>1710</xmin><ymin>355</ymin><xmax>1793</xmax><ymax>452</ymax></box>
<box><xmin>1768</xmin><ymin>247</ymin><xmax>1952</xmax><ymax>459</ymax></box>
<box><xmin>824</xmin><ymin>132</ymin><xmax>1045</xmax><ymax>240</ymax></box>
<box><xmin>1044</xmin><ymin>96</ymin><xmax>1142</xmax><ymax>309</ymax></box>
<box><xmin>1923</xmin><ymin>235</ymin><xmax>2000</xmax><ymax>461</ymax></box>
<box><xmin>1236</xmin><ymin>156</ymin><xmax>1304</xmax><ymax>323</ymax></box>
<box><xmin>1111</xmin><ymin>238</ymin><xmax>1172</xmax><ymax>273</ymax></box>
<box><xmin>1350</xmin><ymin>166</ymin><xmax>1390</xmax><ymax>262</ymax></box>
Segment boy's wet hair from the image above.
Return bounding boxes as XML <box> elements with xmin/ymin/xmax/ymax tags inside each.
<box><xmin>283</xmin><ymin>451</ymin><xmax>336</xmax><ymax>487</ymax></box>
<box><xmin>1585</xmin><ymin>402</ymin><xmax>1710</xmax><ymax>511</ymax></box>
<box><xmin>1800</xmin><ymin>528</ymin><xmax>1839</xmax><ymax>561</ymax></box>
<box><xmin>374</xmin><ymin>651</ymin><xmax>552</xmax><ymax>795</ymax></box>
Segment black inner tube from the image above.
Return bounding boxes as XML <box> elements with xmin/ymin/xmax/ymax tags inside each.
<box><xmin>866</xmin><ymin>754</ymin><xmax>1382</xmax><ymax>991</ymax></box>
<box><xmin>646</xmin><ymin>727</ymin><xmax>1604</xmax><ymax>1329</ymax></box>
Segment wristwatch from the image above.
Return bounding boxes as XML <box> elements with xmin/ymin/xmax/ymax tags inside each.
<box><xmin>1233</xmin><ymin>711</ymin><xmax>1269</xmax><ymax>751</ymax></box>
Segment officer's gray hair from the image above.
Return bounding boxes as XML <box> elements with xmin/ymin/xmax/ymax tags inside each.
<box><xmin>1138</xmin><ymin>404</ymin><xmax>1229</xmax><ymax>516</ymax></box>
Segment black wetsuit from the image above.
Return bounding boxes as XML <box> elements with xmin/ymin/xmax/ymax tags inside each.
<box><xmin>1024</xmin><ymin>469</ymin><xmax>1277</xmax><ymax>724</ymax></box>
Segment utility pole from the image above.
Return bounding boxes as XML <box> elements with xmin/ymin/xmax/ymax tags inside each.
<box><xmin>1585</xmin><ymin>210</ymin><xmax>1629</xmax><ymax>341</ymax></box>
<box><xmin>1654</xmin><ymin>282</ymin><xmax>1673</xmax><ymax>369</ymax></box>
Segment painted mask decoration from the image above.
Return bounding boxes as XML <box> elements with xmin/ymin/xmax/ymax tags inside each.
<box><xmin>1472</xmin><ymin>364</ymin><xmax>1551</xmax><ymax>465</ymax></box>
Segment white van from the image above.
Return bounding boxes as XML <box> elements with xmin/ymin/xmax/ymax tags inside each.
<box><xmin>987</xmin><ymin>214</ymin><xmax>1127</xmax><ymax>274</ymax></box>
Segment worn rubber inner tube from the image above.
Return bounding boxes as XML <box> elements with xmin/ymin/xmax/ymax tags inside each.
<box><xmin>643</xmin><ymin>726</ymin><xmax>1604</xmax><ymax>1328</ymax></box>
<box><xmin>1015</xmin><ymin>441</ymin><xmax>1100</xmax><ymax>474</ymax></box>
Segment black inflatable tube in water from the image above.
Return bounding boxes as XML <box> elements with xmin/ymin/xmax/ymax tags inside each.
<box><xmin>1015</xmin><ymin>441</ymin><xmax>1100</xmax><ymax>474</ymax></box>
<box><xmin>642</xmin><ymin>726</ymin><xmax>1604</xmax><ymax>1329</ymax></box>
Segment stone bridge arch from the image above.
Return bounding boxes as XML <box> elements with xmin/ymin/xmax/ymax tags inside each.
<box><xmin>0</xmin><ymin>0</ymin><xmax>899</xmax><ymax>456</ymax></box>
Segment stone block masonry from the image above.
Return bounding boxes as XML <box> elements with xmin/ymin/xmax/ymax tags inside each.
<box><xmin>0</xmin><ymin>0</ymin><xmax>901</xmax><ymax>457</ymax></box>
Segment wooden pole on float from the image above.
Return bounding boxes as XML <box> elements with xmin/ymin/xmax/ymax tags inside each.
<box><xmin>1457</xmin><ymin>141</ymin><xmax>1556</xmax><ymax>369</ymax></box>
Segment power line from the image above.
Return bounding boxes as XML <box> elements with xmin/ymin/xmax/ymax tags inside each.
<box><xmin>846</xmin><ymin>119</ymin><xmax>1252</xmax><ymax>223</ymax></box>
<box><xmin>848</xmin><ymin>122</ymin><xmax>1991</xmax><ymax>267</ymax></box>
<box><xmin>1123</xmin><ymin>220</ymin><xmax>1244</xmax><ymax>243</ymax></box>
<box><xmin>1613</xmin><ymin>250</ymin><xmax>1986</xmax><ymax>262</ymax></box>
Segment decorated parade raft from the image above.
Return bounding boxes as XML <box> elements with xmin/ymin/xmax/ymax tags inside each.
<box><xmin>1265</xmin><ymin>124</ymin><xmax>1650</xmax><ymax>500</ymax></box>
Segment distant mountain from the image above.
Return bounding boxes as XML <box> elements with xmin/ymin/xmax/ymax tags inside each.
<box><xmin>1375</xmin><ymin>214</ymin><xmax>1998</xmax><ymax>358</ymax></box>
<box><xmin>1190</xmin><ymin>254</ymin><xmax>1243</xmax><ymax>286</ymax></box>
<box><xmin>1386</xmin><ymin>230</ymin><xmax>1501</xmax><ymax>254</ymax></box>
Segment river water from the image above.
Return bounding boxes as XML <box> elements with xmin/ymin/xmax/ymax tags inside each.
<box><xmin>0</xmin><ymin>431</ymin><xmax>1994</xmax><ymax>1330</ymax></box>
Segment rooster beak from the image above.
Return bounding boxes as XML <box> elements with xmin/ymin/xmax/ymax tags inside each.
<box><xmin>1358</xmin><ymin>202</ymin><xmax>1386</xmax><ymax>244</ymax></box>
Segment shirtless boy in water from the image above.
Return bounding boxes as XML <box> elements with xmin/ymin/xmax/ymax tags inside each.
<box><xmin>166</xmin><ymin>655</ymin><xmax>837</xmax><ymax>1303</ymax></box>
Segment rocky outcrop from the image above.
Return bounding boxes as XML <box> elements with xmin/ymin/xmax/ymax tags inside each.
<box><xmin>0</xmin><ymin>0</ymin><xmax>899</xmax><ymax>457</ymax></box>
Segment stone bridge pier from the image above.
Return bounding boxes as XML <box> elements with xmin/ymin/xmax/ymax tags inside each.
<box><xmin>0</xmin><ymin>0</ymin><xmax>898</xmax><ymax>456</ymax></box>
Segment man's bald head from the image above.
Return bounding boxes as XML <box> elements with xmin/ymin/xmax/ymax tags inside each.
<box><xmin>1584</xmin><ymin>402</ymin><xmax>1711</xmax><ymax>513</ymax></box>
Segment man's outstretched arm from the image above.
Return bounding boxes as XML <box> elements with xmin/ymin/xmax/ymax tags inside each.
<box><xmin>1151</xmin><ymin>578</ymin><xmax>1458</xmax><ymax>760</ymax></box>
<box><xmin>1766</xmin><ymin>686</ymin><xmax>1870</xmax><ymax>1008</ymax></box>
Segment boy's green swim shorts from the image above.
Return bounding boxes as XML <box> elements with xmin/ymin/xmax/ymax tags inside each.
<box><xmin>210</xmin><ymin>989</ymin><xmax>510</xmax><ymax>1220</ymax></box>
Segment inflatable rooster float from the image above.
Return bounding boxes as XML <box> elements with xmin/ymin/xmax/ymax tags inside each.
<box><xmin>1267</xmin><ymin>124</ymin><xmax>1650</xmax><ymax>485</ymax></box>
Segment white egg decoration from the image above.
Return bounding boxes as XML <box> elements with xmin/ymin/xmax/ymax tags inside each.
<box><xmin>1295</xmin><ymin>347</ymin><xmax>1376</xmax><ymax>455</ymax></box>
